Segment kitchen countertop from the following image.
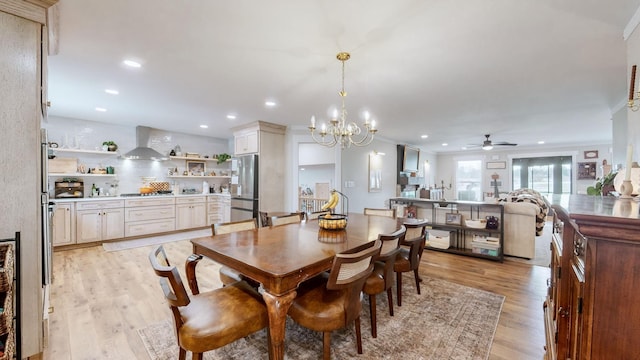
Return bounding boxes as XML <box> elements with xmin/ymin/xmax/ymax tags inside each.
<box><xmin>52</xmin><ymin>192</ymin><xmax>230</xmax><ymax>203</ymax></box>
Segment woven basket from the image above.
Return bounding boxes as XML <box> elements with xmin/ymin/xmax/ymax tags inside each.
<box><xmin>0</xmin><ymin>326</ymin><xmax>15</xmax><ymax>360</ymax></box>
<box><xmin>0</xmin><ymin>245</ymin><xmax>13</xmax><ymax>293</ymax></box>
<box><xmin>0</xmin><ymin>290</ymin><xmax>13</xmax><ymax>336</ymax></box>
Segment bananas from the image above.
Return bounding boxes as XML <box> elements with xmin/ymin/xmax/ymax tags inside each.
<box><xmin>321</xmin><ymin>190</ymin><xmax>339</xmax><ymax>211</ymax></box>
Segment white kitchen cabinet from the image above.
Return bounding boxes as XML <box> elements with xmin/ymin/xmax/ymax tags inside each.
<box><xmin>176</xmin><ymin>196</ymin><xmax>207</xmax><ymax>230</ymax></box>
<box><xmin>124</xmin><ymin>197</ymin><xmax>176</xmax><ymax>237</ymax></box>
<box><xmin>52</xmin><ymin>203</ymin><xmax>75</xmax><ymax>246</ymax></box>
<box><xmin>1</xmin><ymin>1</ymin><xmax>58</xmax><ymax>355</ymax></box>
<box><xmin>75</xmin><ymin>200</ymin><xmax>125</xmax><ymax>243</ymax></box>
<box><xmin>231</xmin><ymin>121</ymin><xmax>286</xmax><ymax>213</ymax></box>
<box><xmin>207</xmin><ymin>195</ymin><xmax>231</xmax><ymax>225</ymax></box>
<box><xmin>234</xmin><ymin>130</ymin><xmax>259</xmax><ymax>155</ymax></box>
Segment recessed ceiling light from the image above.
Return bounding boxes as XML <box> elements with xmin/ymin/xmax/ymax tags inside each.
<box><xmin>538</xmin><ymin>140</ymin><xmax>545</xmax><ymax>144</ymax></box>
<box><xmin>226</xmin><ymin>114</ymin><xmax>237</xmax><ymax>120</ymax></box>
<box><xmin>265</xmin><ymin>100</ymin><xmax>277</xmax><ymax>107</ymax></box>
<box><xmin>123</xmin><ymin>59</ymin><xmax>141</xmax><ymax>68</ymax></box>
<box><xmin>461</xmin><ymin>146</ymin><xmax>467</xmax><ymax>150</ymax></box>
<box><xmin>442</xmin><ymin>143</ymin><xmax>448</xmax><ymax>146</ymax></box>
<box><xmin>421</xmin><ymin>134</ymin><xmax>428</xmax><ymax>139</ymax></box>
<box><xmin>200</xmin><ymin>125</ymin><xmax>209</xmax><ymax>129</ymax></box>
<box><xmin>105</xmin><ymin>89</ymin><xmax>119</xmax><ymax>95</ymax></box>
<box><xmin>95</xmin><ymin>107</ymin><xmax>107</xmax><ymax>112</ymax></box>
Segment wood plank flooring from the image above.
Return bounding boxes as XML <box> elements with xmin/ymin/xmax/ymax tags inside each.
<box><xmin>44</xmin><ymin>241</ymin><xmax>548</xmax><ymax>360</ymax></box>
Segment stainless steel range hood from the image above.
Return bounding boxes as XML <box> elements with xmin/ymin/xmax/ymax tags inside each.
<box><xmin>122</xmin><ymin>126</ymin><xmax>168</xmax><ymax>160</ymax></box>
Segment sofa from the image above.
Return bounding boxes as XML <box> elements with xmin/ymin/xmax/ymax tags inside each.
<box><xmin>499</xmin><ymin>189</ymin><xmax>550</xmax><ymax>259</ymax></box>
<box><xmin>501</xmin><ymin>201</ymin><xmax>540</xmax><ymax>258</ymax></box>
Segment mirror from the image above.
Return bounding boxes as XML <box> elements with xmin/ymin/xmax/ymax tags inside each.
<box><xmin>403</xmin><ymin>145</ymin><xmax>420</xmax><ymax>172</ymax></box>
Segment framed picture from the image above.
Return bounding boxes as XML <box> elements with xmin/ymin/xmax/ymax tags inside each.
<box><xmin>368</xmin><ymin>153</ymin><xmax>383</xmax><ymax>192</ymax></box>
<box><xmin>445</xmin><ymin>212</ymin><xmax>462</xmax><ymax>225</ymax></box>
<box><xmin>486</xmin><ymin>161</ymin><xmax>506</xmax><ymax>169</ymax></box>
<box><xmin>577</xmin><ymin>161</ymin><xmax>597</xmax><ymax>180</ymax></box>
<box><xmin>186</xmin><ymin>160</ymin><xmax>206</xmax><ymax>176</ymax></box>
<box><xmin>584</xmin><ymin>150</ymin><xmax>598</xmax><ymax>159</ymax></box>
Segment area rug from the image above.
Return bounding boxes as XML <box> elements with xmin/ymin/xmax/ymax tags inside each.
<box><xmin>102</xmin><ymin>228</ymin><xmax>211</xmax><ymax>252</ymax></box>
<box><xmin>138</xmin><ymin>276</ymin><xmax>505</xmax><ymax>360</ymax></box>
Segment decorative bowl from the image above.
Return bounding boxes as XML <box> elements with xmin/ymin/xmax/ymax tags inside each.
<box><xmin>318</xmin><ymin>214</ymin><xmax>348</xmax><ymax>230</ymax></box>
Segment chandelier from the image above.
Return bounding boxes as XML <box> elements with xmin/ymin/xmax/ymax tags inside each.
<box><xmin>308</xmin><ymin>52</ymin><xmax>377</xmax><ymax>148</ymax></box>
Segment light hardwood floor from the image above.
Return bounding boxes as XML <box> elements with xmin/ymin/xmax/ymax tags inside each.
<box><xmin>44</xmin><ymin>241</ymin><xmax>548</xmax><ymax>360</ymax></box>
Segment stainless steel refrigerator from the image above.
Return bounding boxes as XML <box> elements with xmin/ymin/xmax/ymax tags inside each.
<box><xmin>230</xmin><ymin>154</ymin><xmax>259</xmax><ymax>222</ymax></box>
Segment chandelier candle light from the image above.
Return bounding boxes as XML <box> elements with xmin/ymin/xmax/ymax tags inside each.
<box><xmin>309</xmin><ymin>52</ymin><xmax>377</xmax><ymax>148</ymax></box>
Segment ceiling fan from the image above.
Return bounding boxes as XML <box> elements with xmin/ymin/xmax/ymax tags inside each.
<box><xmin>468</xmin><ymin>134</ymin><xmax>518</xmax><ymax>151</ymax></box>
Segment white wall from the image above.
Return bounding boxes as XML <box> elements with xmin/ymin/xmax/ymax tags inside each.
<box><xmin>43</xmin><ymin>116</ymin><xmax>231</xmax><ymax>195</ymax></box>
<box><xmin>340</xmin><ymin>138</ymin><xmax>398</xmax><ymax>212</ymax></box>
<box><xmin>626</xmin><ymin>22</ymin><xmax>640</xmax><ymax>169</ymax></box>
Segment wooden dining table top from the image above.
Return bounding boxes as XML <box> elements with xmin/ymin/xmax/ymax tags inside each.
<box><xmin>190</xmin><ymin>213</ymin><xmax>402</xmax><ymax>295</ymax></box>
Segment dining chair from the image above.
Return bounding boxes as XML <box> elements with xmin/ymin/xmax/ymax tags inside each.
<box><xmin>259</xmin><ymin>211</ymin><xmax>270</xmax><ymax>227</ymax></box>
<box><xmin>394</xmin><ymin>221</ymin><xmax>429</xmax><ymax>306</ymax></box>
<box><xmin>270</xmin><ymin>213</ymin><xmax>303</xmax><ymax>227</ymax></box>
<box><xmin>211</xmin><ymin>218</ymin><xmax>259</xmax><ymax>287</ymax></box>
<box><xmin>364</xmin><ymin>207</ymin><xmax>396</xmax><ymax>218</ymax></box>
<box><xmin>288</xmin><ymin>239</ymin><xmax>382</xmax><ymax>360</ymax></box>
<box><xmin>148</xmin><ymin>245</ymin><xmax>269</xmax><ymax>360</ymax></box>
<box><xmin>307</xmin><ymin>210</ymin><xmax>330</xmax><ymax>220</ymax></box>
<box><xmin>362</xmin><ymin>226</ymin><xmax>406</xmax><ymax>338</ymax></box>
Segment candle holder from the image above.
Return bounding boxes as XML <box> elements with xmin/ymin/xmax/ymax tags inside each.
<box><xmin>620</xmin><ymin>179</ymin><xmax>634</xmax><ymax>199</ymax></box>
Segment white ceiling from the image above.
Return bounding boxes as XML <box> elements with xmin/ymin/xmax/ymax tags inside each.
<box><xmin>47</xmin><ymin>0</ymin><xmax>640</xmax><ymax>153</ymax></box>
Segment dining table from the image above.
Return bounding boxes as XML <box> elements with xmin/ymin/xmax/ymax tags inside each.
<box><xmin>190</xmin><ymin>212</ymin><xmax>402</xmax><ymax>360</ymax></box>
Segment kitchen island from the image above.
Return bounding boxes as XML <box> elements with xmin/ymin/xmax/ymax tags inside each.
<box><xmin>51</xmin><ymin>193</ymin><xmax>230</xmax><ymax>248</ymax></box>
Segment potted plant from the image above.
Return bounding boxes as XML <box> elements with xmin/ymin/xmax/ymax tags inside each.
<box><xmin>102</xmin><ymin>141</ymin><xmax>118</xmax><ymax>152</ymax></box>
<box><xmin>216</xmin><ymin>153</ymin><xmax>231</xmax><ymax>164</ymax></box>
<box><xmin>587</xmin><ymin>171</ymin><xmax>617</xmax><ymax>196</ymax></box>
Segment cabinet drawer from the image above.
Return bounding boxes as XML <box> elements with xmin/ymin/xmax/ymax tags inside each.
<box><xmin>125</xmin><ymin>205</ymin><xmax>175</xmax><ymax>222</ymax></box>
<box><xmin>175</xmin><ymin>196</ymin><xmax>206</xmax><ymax>204</ymax></box>
<box><xmin>125</xmin><ymin>219</ymin><xmax>176</xmax><ymax>237</ymax></box>
<box><xmin>76</xmin><ymin>200</ymin><xmax>124</xmax><ymax>210</ymax></box>
<box><xmin>124</xmin><ymin>197</ymin><xmax>175</xmax><ymax>207</ymax></box>
<box><xmin>208</xmin><ymin>203</ymin><xmax>223</xmax><ymax>212</ymax></box>
<box><xmin>208</xmin><ymin>213</ymin><xmax>223</xmax><ymax>225</ymax></box>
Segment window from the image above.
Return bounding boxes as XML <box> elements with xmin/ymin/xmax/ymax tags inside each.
<box><xmin>512</xmin><ymin>156</ymin><xmax>572</xmax><ymax>195</ymax></box>
<box><xmin>456</xmin><ymin>160</ymin><xmax>482</xmax><ymax>201</ymax></box>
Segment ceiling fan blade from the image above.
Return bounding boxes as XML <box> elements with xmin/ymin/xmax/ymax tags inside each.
<box><xmin>493</xmin><ymin>142</ymin><xmax>517</xmax><ymax>146</ymax></box>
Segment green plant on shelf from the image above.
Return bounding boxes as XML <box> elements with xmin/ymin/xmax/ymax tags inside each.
<box><xmin>217</xmin><ymin>153</ymin><xmax>231</xmax><ymax>164</ymax></box>
<box><xmin>102</xmin><ymin>141</ymin><xmax>118</xmax><ymax>151</ymax></box>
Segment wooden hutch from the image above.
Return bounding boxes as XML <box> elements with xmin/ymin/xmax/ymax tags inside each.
<box><xmin>544</xmin><ymin>195</ymin><xmax>640</xmax><ymax>359</ymax></box>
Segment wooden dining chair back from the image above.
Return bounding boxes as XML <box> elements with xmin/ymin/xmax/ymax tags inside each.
<box><xmin>364</xmin><ymin>207</ymin><xmax>396</xmax><ymax>218</ymax></box>
<box><xmin>288</xmin><ymin>239</ymin><xmax>382</xmax><ymax>359</ymax></box>
<box><xmin>212</xmin><ymin>218</ymin><xmax>257</xmax><ymax>235</ymax></box>
<box><xmin>394</xmin><ymin>221</ymin><xmax>429</xmax><ymax>306</ymax></box>
<box><xmin>148</xmin><ymin>245</ymin><xmax>268</xmax><ymax>360</ymax></box>
<box><xmin>270</xmin><ymin>213</ymin><xmax>302</xmax><ymax>227</ymax></box>
<box><xmin>362</xmin><ymin>225</ymin><xmax>406</xmax><ymax>337</ymax></box>
<box><xmin>307</xmin><ymin>210</ymin><xmax>330</xmax><ymax>220</ymax></box>
<box><xmin>259</xmin><ymin>211</ymin><xmax>270</xmax><ymax>227</ymax></box>
<box><xmin>211</xmin><ymin>218</ymin><xmax>258</xmax><ymax>287</ymax></box>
